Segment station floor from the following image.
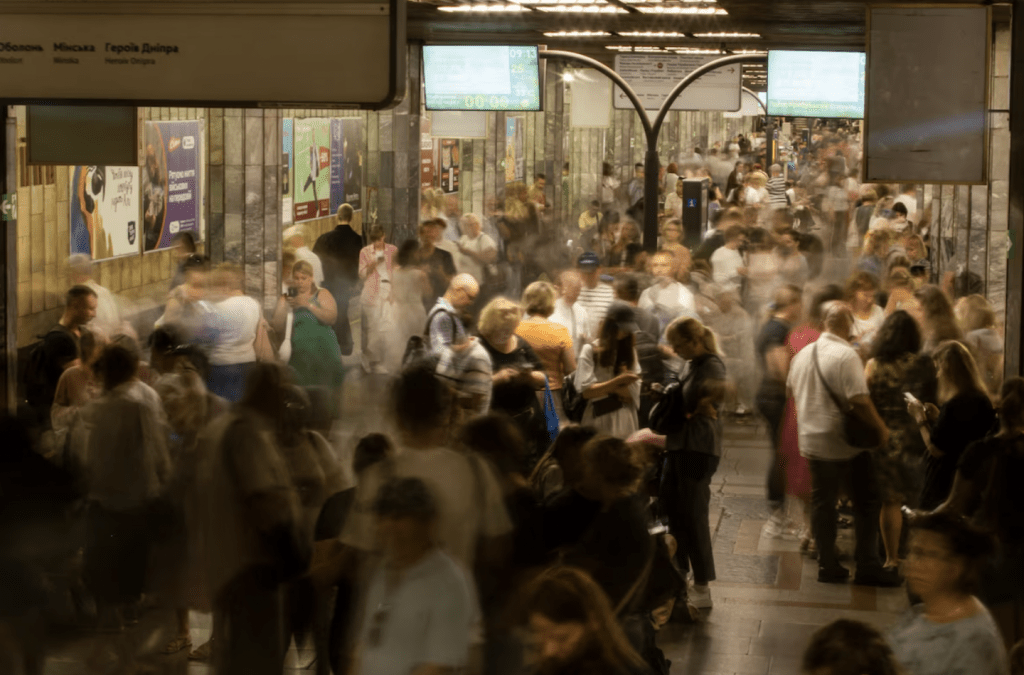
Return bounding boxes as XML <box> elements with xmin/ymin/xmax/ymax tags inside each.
<box><xmin>39</xmin><ymin>368</ymin><xmax>911</xmax><ymax>675</ymax></box>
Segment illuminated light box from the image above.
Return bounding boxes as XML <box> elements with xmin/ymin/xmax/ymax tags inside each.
<box><xmin>767</xmin><ymin>50</ymin><xmax>865</xmax><ymax>119</ymax></box>
<box><xmin>423</xmin><ymin>45</ymin><xmax>542</xmax><ymax>111</ymax></box>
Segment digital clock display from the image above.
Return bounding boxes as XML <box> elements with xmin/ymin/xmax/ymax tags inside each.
<box><xmin>423</xmin><ymin>46</ymin><xmax>541</xmax><ymax>112</ymax></box>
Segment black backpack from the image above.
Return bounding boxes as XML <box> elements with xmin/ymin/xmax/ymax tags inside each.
<box><xmin>561</xmin><ymin>370</ymin><xmax>587</xmax><ymax>423</ymax></box>
<box><xmin>402</xmin><ymin>306</ymin><xmax>457</xmax><ymax>370</ymax></box>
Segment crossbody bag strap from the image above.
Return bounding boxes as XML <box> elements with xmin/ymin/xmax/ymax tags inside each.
<box><xmin>811</xmin><ymin>342</ymin><xmax>847</xmax><ymax>412</ymax></box>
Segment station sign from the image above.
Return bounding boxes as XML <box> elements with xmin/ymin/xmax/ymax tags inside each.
<box><xmin>614</xmin><ymin>54</ymin><xmax>741</xmax><ymax>112</ymax></box>
<box><xmin>0</xmin><ymin>1</ymin><xmax>405</xmax><ymax>108</ymax></box>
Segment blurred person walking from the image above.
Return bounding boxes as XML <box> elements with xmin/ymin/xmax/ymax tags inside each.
<box><xmin>358</xmin><ymin>225</ymin><xmax>398</xmax><ymax>373</ymax></box>
<box><xmin>517</xmin><ymin>282</ymin><xmax>577</xmax><ymax>424</ymax></box>
<box><xmin>576</xmin><ymin>304</ymin><xmax>642</xmax><ymax>439</ymax></box>
<box><xmin>313</xmin><ymin>203</ymin><xmax>363</xmax><ymax>354</ymax></box>
<box><xmin>202</xmin><ymin>264</ymin><xmax>263</xmax><ymax>403</ymax></box>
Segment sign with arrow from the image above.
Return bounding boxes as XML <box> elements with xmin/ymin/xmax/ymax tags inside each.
<box><xmin>613</xmin><ymin>54</ymin><xmax>742</xmax><ymax>112</ymax></box>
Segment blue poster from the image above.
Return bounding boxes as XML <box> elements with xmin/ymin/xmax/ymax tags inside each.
<box><xmin>282</xmin><ymin>118</ymin><xmax>293</xmax><ymax>225</ymax></box>
<box><xmin>329</xmin><ymin>119</ymin><xmax>345</xmax><ymax>215</ymax></box>
<box><xmin>142</xmin><ymin>120</ymin><xmax>202</xmax><ymax>251</ymax></box>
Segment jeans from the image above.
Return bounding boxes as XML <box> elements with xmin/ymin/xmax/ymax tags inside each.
<box><xmin>660</xmin><ymin>451</ymin><xmax>720</xmax><ymax>585</ymax></box>
<box><xmin>809</xmin><ymin>452</ymin><xmax>883</xmax><ymax>571</ymax></box>
<box><xmin>755</xmin><ymin>388</ymin><xmax>787</xmax><ymax>512</ymax></box>
<box><xmin>207</xmin><ymin>362</ymin><xmax>256</xmax><ymax>404</ymax></box>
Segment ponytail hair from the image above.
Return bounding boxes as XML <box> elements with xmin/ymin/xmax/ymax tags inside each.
<box><xmin>666</xmin><ymin>317</ymin><xmax>720</xmax><ymax>355</ymax></box>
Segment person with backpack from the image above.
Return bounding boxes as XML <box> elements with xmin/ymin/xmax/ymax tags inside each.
<box><xmin>427</xmin><ymin>274</ymin><xmax>479</xmax><ymax>355</ymax></box>
<box><xmin>24</xmin><ymin>285</ymin><xmax>97</xmax><ymax>429</ymax></box>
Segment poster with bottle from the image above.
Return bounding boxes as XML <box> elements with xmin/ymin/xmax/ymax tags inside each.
<box><xmin>70</xmin><ymin>165</ymin><xmax>140</xmax><ymax>260</ymax></box>
<box><xmin>282</xmin><ymin>118</ymin><xmax>293</xmax><ymax>225</ymax></box>
<box><xmin>440</xmin><ymin>139</ymin><xmax>460</xmax><ymax>194</ymax></box>
<box><xmin>293</xmin><ymin>118</ymin><xmax>331</xmax><ymax>222</ymax></box>
<box><xmin>141</xmin><ymin>120</ymin><xmax>203</xmax><ymax>252</ymax></box>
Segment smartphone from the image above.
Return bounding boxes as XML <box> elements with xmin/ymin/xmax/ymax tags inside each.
<box><xmin>904</xmin><ymin>392</ymin><xmax>919</xmax><ymax>405</ymax></box>
<box><xmin>286</xmin><ymin>287</ymin><xmax>298</xmax><ymax>298</ymax></box>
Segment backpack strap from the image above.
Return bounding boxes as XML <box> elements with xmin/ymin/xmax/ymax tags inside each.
<box><xmin>423</xmin><ymin>306</ymin><xmax>457</xmax><ymax>339</ymax></box>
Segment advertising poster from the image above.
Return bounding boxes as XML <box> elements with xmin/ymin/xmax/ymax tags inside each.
<box><xmin>282</xmin><ymin>118</ymin><xmax>293</xmax><ymax>225</ymax></box>
<box><xmin>294</xmin><ymin>118</ymin><xmax>331</xmax><ymax>222</ymax></box>
<box><xmin>70</xmin><ymin>165</ymin><xmax>140</xmax><ymax>260</ymax></box>
<box><xmin>440</xmin><ymin>139</ymin><xmax>460</xmax><ymax>194</ymax></box>
<box><xmin>342</xmin><ymin>118</ymin><xmax>363</xmax><ymax>212</ymax></box>
<box><xmin>421</xmin><ymin>119</ymin><xmax>435</xmax><ymax>191</ymax></box>
<box><xmin>142</xmin><ymin>120</ymin><xmax>202</xmax><ymax>252</ymax></box>
<box><xmin>504</xmin><ymin>117</ymin><xmax>525</xmax><ymax>184</ymax></box>
<box><xmin>329</xmin><ymin>119</ymin><xmax>345</xmax><ymax>215</ymax></box>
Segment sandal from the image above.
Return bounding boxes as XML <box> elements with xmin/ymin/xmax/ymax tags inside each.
<box><xmin>162</xmin><ymin>635</ymin><xmax>193</xmax><ymax>655</ymax></box>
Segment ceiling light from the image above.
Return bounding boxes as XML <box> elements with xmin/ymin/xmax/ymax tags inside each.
<box><xmin>732</xmin><ymin>49</ymin><xmax>767</xmax><ymax>55</ymax></box>
<box><xmin>605</xmin><ymin>45</ymin><xmax>668</xmax><ymax>52</ymax></box>
<box><xmin>617</xmin><ymin>31</ymin><xmax>685</xmax><ymax>37</ymax></box>
<box><xmin>671</xmin><ymin>47</ymin><xmax>724</xmax><ymax>54</ymax></box>
<box><xmin>693</xmin><ymin>32</ymin><xmax>760</xmax><ymax>38</ymax></box>
<box><xmin>438</xmin><ymin>4</ymin><xmax>525</xmax><ymax>11</ymax></box>
<box><xmin>637</xmin><ymin>6</ymin><xmax>727</xmax><ymax>14</ymax></box>
<box><xmin>544</xmin><ymin>30</ymin><xmax>611</xmax><ymax>36</ymax></box>
<box><xmin>538</xmin><ymin>5</ymin><xmax>627</xmax><ymax>12</ymax></box>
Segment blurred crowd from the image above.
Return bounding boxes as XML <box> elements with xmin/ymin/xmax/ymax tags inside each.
<box><xmin>1</xmin><ymin>123</ymin><xmax>1022</xmax><ymax>675</ymax></box>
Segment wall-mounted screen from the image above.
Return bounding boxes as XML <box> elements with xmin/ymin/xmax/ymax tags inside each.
<box><xmin>767</xmin><ymin>50</ymin><xmax>866</xmax><ymax>119</ymax></box>
<box><xmin>423</xmin><ymin>46</ymin><xmax>541</xmax><ymax>112</ymax></box>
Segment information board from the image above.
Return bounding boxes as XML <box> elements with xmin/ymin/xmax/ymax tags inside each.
<box><xmin>0</xmin><ymin>1</ymin><xmax>404</xmax><ymax>108</ymax></box>
<box><xmin>767</xmin><ymin>51</ymin><xmax>865</xmax><ymax>119</ymax></box>
<box><xmin>424</xmin><ymin>46</ymin><xmax>541</xmax><ymax>111</ymax></box>
<box><xmin>613</xmin><ymin>54</ymin><xmax>741</xmax><ymax>112</ymax></box>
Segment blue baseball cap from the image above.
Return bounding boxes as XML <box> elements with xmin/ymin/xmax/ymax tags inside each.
<box><xmin>577</xmin><ymin>252</ymin><xmax>600</xmax><ymax>270</ymax></box>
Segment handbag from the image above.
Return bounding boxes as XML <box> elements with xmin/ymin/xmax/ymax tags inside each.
<box><xmin>649</xmin><ymin>365</ymin><xmax>699</xmax><ymax>436</ymax></box>
<box><xmin>254</xmin><ymin>317</ymin><xmax>277</xmax><ymax>363</ymax></box>
<box><xmin>811</xmin><ymin>343</ymin><xmax>882</xmax><ymax>449</ymax></box>
<box><xmin>561</xmin><ymin>371</ymin><xmax>587</xmax><ymax>423</ymax></box>
<box><xmin>543</xmin><ymin>378</ymin><xmax>560</xmax><ymax>442</ymax></box>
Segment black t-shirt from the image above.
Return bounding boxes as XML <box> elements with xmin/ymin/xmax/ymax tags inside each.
<box><xmin>313</xmin><ymin>225</ymin><xmax>362</xmax><ymax>288</ymax></box>
<box><xmin>960</xmin><ymin>435</ymin><xmax>1024</xmax><ymax>544</ymax></box>
<box><xmin>755</xmin><ymin>318</ymin><xmax>790</xmax><ymax>394</ymax></box>
<box><xmin>564</xmin><ymin>493</ymin><xmax>653</xmax><ymax>611</ymax></box>
<box><xmin>920</xmin><ymin>391</ymin><xmax>995</xmax><ymax>510</ymax></box>
<box><xmin>481</xmin><ymin>336</ymin><xmax>544</xmax><ymax>414</ymax></box>
<box><xmin>37</xmin><ymin>325</ymin><xmax>82</xmax><ymax>411</ymax></box>
<box><xmin>542</xmin><ymin>488</ymin><xmax>602</xmax><ymax>554</ymax></box>
<box><xmin>422</xmin><ymin>248</ymin><xmax>457</xmax><ymax>307</ymax></box>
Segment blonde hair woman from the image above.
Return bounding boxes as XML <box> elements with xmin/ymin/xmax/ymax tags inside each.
<box><xmin>517</xmin><ymin>282</ymin><xmax>577</xmax><ymax>423</ymax></box>
<box><xmin>478</xmin><ymin>297</ymin><xmax>549</xmax><ymax>468</ymax></box>
<box><xmin>658</xmin><ymin>316</ymin><xmax>727</xmax><ymax>610</ymax></box>
<box><xmin>955</xmin><ymin>295</ymin><xmax>1003</xmax><ymax>397</ymax></box>
<box><xmin>204</xmin><ymin>263</ymin><xmax>262</xmax><ymax>402</ymax></box>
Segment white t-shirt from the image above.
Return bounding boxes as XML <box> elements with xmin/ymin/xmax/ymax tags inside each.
<box><xmin>710</xmin><ymin>246</ymin><xmax>745</xmax><ymax>292</ymax></box>
<box><xmin>85</xmin><ymin>280</ymin><xmax>123</xmax><ymax>339</ymax></box>
<box><xmin>852</xmin><ymin>305</ymin><xmax>885</xmax><ymax>346</ymax></box>
<box><xmin>207</xmin><ymin>295</ymin><xmax>262</xmax><ymax>366</ymax></box>
<box><xmin>456</xmin><ymin>233</ymin><xmax>497</xmax><ymax>285</ymax></box>
<box><xmin>638</xmin><ymin>280</ymin><xmax>696</xmax><ymax>334</ymax></box>
<box><xmin>340</xmin><ymin>446</ymin><xmax>512</xmax><ymax>572</ymax></box>
<box><xmin>786</xmin><ymin>332</ymin><xmax>870</xmax><ymax>461</ymax></box>
<box><xmin>550</xmin><ymin>298</ymin><xmax>591</xmax><ymax>357</ymax></box>
<box><xmin>664</xmin><ymin>193</ymin><xmax>683</xmax><ymax>219</ymax></box>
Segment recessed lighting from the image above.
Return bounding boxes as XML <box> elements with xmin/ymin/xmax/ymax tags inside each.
<box><xmin>671</xmin><ymin>47</ymin><xmax>725</xmax><ymax>54</ymax></box>
<box><xmin>693</xmin><ymin>32</ymin><xmax>761</xmax><ymax>39</ymax></box>
<box><xmin>637</xmin><ymin>6</ymin><xmax>727</xmax><ymax>14</ymax></box>
<box><xmin>438</xmin><ymin>4</ymin><xmax>525</xmax><ymax>11</ymax></box>
<box><xmin>538</xmin><ymin>5</ymin><xmax>626</xmax><ymax>12</ymax></box>
<box><xmin>732</xmin><ymin>49</ymin><xmax>768</xmax><ymax>55</ymax></box>
<box><xmin>544</xmin><ymin>30</ymin><xmax>612</xmax><ymax>36</ymax></box>
<box><xmin>617</xmin><ymin>31</ymin><xmax>686</xmax><ymax>38</ymax></box>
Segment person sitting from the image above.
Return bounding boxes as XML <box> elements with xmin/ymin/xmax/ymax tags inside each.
<box><xmin>351</xmin><ymin>477</ymin><xmax>476</xmax><ymax>675</ymax></box>
<box><xmin>889</xmin><ymin>512</ymin><xmax>1009</xmax><ymax>675</ymax></box>
<box><xmin>518</xmin><ymin>566</ymin><xmax>652</xmax><ymax>675</ymax></box>
<box><xmin>802</xmin><ymin>619</ymin><xmax>903</xmax><ymax>675</ymax></box>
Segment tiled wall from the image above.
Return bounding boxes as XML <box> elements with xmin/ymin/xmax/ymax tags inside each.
<box><xmin>13</xmin><ymin>106</ymin><xmax>207</xmax><ymax>347</ymax></box>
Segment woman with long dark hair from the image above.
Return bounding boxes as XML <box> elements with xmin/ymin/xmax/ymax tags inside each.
<box><xmin>914</xmin><ymin>285</ymin><xmax>963</xmax><ymax>354</ymax></box>
<box><xmin>907</xmin><ymin>341</ymin><xmax>994</xmax><ymax>511</ymax></box>
<box><xmin>865</xmin><ymin>310</ymin><xmax>938</xmax><ymax>571</ymax></box>
<box><xmin>576</xmin><ymin>304</ymin><xmax>642</xmax><ymax>439</ymax></box>
<box><xmin>520</xmin><ymin>566</ymin><xmax>651</xmax><ymax>675</ymax></box>
<box><xmin>658</xmin><ymin>317</ymin><xmax>727</xmax><ymax>611</ymax></box>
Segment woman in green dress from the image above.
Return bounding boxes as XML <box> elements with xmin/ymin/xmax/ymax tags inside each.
<box><xmin>279</xmin><ymin>259</ymin><xmax>345</xmax><ymax>406</ymax></box>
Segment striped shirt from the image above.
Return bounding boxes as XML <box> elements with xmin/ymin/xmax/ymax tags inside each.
<box><xmin>577</xmin><ymin>283</ymin><xmax>616</xmax><ymax>338</ymax></box>
<box><xmin>767</xmin><ymin>176</ymin><xmax>788</xmax><ymax>208</ymax></box>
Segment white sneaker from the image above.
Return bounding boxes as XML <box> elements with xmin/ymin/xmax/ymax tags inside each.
<box><xmin>689</xmin><ymin>583</ymin><xmax>713</xmax><ymax>609</ymax></box>
<box><xmin>761</xmin><ymin>515</ymin><xmax>786</xmax><ymax>539</ymax></box>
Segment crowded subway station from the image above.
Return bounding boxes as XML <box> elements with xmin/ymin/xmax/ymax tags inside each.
<box><xmin>0</xmin><ymin>1</ymin><xmax>1023</xmax><ymax>674</ymax></box>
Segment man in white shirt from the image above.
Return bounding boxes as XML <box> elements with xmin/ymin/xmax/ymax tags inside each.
<box><xmin>710</xmin><ymin>225</ymin><xmax>748</xmax><ymax>294</ymax></box>
<box><xmin>639</xmin><ymin>251</ymin><xmax>697</xmax><ymax>335</ymax></box>
<box><xmin>550</xmin><ymin>270</ymin><xmax>591</xmax><ymax>358</ymax></box>
<box><xmin>574</xmin><ymin>252</ymin><xmax>615</xmax><ymax>340</ymax></box>
<box><xmin>455</xmin><ymin>213</ymin><xmax>497</xmax><ymax>286</ymax></box>
<box><xmin>283</xmin><ymin>224</ymin><xmax>324</xmax><ymax>285</ymax></box>
<box><xmin>786</xmin><ymin>302</ymin><xmax>897</xmax><ymax>587</ymax></box>
<box><xmin>68</xmin><ymin>254</ymin><xmax>124</xmax><ymax>339</ymax></box>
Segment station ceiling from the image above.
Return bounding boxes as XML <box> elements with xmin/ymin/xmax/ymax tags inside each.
<box><xmin>408</xmin><ymin>0</ymin><xmax>1005</xmax><ymax>91</ymax></box>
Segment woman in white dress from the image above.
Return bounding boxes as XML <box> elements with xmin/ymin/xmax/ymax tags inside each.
<box><xmin>358</xmin><ymin>225</ymin><xmax>398</xmax><ymax>372</ymax></box>
<box><xmin>385</xmin><ymin>240</ymin><xmax>432</xmax><ymax>373</ymax></box>
<box><xmin>577</xmin><ymin>302</ymin><xmax>642</xmax><ymax>439</ymax></box>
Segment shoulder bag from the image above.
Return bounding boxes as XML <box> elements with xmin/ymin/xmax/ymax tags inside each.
<box><xmin>811</xmin><ymin>343</ymin><xmax>882</xmax><ymax>449</ymax></box>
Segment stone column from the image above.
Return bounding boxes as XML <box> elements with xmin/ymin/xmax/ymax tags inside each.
<box><xmin>2</xmin><ymin>105</ymin><xmax>15</xmax><ymax>412</ymax></box>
